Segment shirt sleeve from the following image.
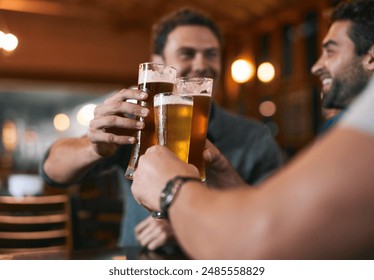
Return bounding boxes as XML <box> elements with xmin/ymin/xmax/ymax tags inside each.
<box><xmin>339</xmin><ymin>78</ymin><xmax>374</xmax><ymax>135</ymax></box>
<box><xmin>39</xmin><ymin>148</ymin><xmax>71</xmax><ymax>188</ymax></box>
<box><xmin>38</xmin><ymin>147</ymin><xmax>115</xmax><ymax>188</ymax></box>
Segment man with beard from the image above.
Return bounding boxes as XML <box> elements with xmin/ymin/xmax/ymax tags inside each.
<box><xmin>130</xmin><ymin>1</ymin><xmax>374</xmax><ymax>259</ymax></box>
<box><xmin>40</xmin><ymin>8</ymin><xmax>283</xmax><ymax>251</ymax></box>
<box><xmin>311</xmin><ymin>0</ymin><xmax>374</xmax><ymax>132</ymax></box>
<box><xmin>131</xmin><ymin>77</ymin><xmax>374</xmax><ymax>260</ymax></box>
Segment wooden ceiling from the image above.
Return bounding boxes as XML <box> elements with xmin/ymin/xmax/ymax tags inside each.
<box><xmin>0</xmin><ymin>0</ymin><xmax>300</xmax><ymax>32</ymax></box>
<box><xmin>0</xmin><ymin>0</ymin><xmax>328</xmax><ymax>101</ymax></box>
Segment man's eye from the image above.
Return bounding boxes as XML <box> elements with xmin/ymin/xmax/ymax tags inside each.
<box><xmin>325</xmin><ymin>48</ymin><xmax>335</xmax><ymax>56</ymax></box>
<box><xmin>207</xmin><ymin>52</ymin><xmax>218</xmax><ymax>59</ymax></box>
<box><xmin>205</xmin><ymin>50</ymin><xmax>219</xmax><ymax>60</ymax></box>
<box><xmin>180</xmin><ymin>51</ymin><xmax>195</xmax><ymax>59</ymax></box>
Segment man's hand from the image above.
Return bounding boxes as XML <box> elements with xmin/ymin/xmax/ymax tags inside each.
<box><xmin>204</xmin><ymin>140</ymin><xmax>246</xmax><ymax>188</ymax></box>
<box><xmin>135</xmin><ymin>216</ymin><xmax>175</xmax><ymax>250</ymax></box>
<box><xmin>132</xmin><ymin>145</ymin><xmax>199</xmax><ymax>211</ymax></box>
<box><xmin>87</xmin><ymin>88</ymin><xmax>149</xmax><ymax>157</ymax></box>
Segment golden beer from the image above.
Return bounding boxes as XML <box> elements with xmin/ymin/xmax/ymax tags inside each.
<box><xmin>188</xmin><ymin>95</ymin><xmax>211</xmax><ymax>178</ymax></box>
<box><xmin>174</xmin><ymin>77</ymin><xmax>213</xmax><ymax>181</ymax></box>
<box><xmin>154</xmin><ymin>93</ymin><xmax>193</xmax><ymax>163</ymax></box>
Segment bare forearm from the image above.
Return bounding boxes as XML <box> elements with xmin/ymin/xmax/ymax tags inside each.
<box><xmin>170</xmin><ymin>129</ymin><xmax>374</xmax><ymax>260</ymax></box>
<box><xmin>42</xmin><ymin>88</ymin><xmax>149</xmax><ymax>185</ymax></box>
<box><xmin>43</xmin><ymin>136</ymin><xmax>103</xmax><ymax>184</ymax></box>
<box><xmin>170</xmin><ymin>183</ymin><xmax>264</xmax><ymax>259</ymax></box>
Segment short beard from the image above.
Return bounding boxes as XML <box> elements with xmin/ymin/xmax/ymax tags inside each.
<box><xmin>323</xmin><ymin>60</ymin><xmax>370</xmax><ymax>110</ymax></box>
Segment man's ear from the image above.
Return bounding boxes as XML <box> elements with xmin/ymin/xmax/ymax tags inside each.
<box><xmin>363</xmin><ymin>45</ymin><xmax>374</xmax><ymax>71</ymax></box>
<box><xmin>151</xmin><ymin>54</ymin><xmax>165</xmax><ymax>64</ymax></box>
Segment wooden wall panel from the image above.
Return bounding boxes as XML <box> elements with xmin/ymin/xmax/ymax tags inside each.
<box><xmin>0</xmin><ymin>12</ymin><xmax>150</xmax><ymax>84</ymax></box>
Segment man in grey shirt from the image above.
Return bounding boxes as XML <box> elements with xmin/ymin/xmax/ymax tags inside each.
<box><xmin>40</xmin><ymin>7</ymin><xmax>283</xmax><ymax>250</ymax></box>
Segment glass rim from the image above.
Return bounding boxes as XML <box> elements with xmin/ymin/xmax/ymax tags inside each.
<box><xmin>175</xmin><ymin>77</ymin><xmax>213</xmax><ymax>82</ymax></box>
<box><xmin>139</xmin><ymin>62</ymin><xmax>177</xmax><ymax>72</ymax></box>
<box><xmin>154</xmin><ymin>92</ymin><xmax>193</xmax><ymax>98</ymax></box>
<box><xmin>154</xmin><ymin>92</ymin><xmax>193</xmax><ymax>106</ymax></box>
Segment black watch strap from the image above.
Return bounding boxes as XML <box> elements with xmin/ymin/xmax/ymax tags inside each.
<box><xmin>160</xmin><ymin>176</ymin><xmax>201</xmax><ymax>219</ymax></box>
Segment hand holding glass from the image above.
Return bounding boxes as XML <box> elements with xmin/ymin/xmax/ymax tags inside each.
<box><xmin>125</xmin><ymin>62</ymin><xmax>177</xmax><ymax>180</ymax></box>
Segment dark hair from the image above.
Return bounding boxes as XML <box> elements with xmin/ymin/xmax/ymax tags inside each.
<box><xmin>151</xmin><ymin>7</ymin><xmax>223</xmax><ymax>56</ymax></box>
<box><xmin>331</xmin><ymin>0</ymin><xmax>374</xmax><ymax>55</ymax></box>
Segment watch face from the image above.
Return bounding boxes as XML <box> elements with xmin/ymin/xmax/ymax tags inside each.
<box><xmin>160</xmin><ymin>179</ymin><xmax>176</xmax><ymax>216</ymax></box>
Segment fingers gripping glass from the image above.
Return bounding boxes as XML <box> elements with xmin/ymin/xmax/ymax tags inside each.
<box><xmin>124</xmin><ymin>62</ymin><xmax>177</xmax><ymax>180</ymax></box>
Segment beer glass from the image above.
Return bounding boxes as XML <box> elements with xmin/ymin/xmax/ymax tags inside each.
<box><xmin>154</xmin><ymin>93</ymin><xmax>194</xmax><ymax>163</ymax></box>
<box><xmin>174</xmin><ymin>77</ymin><xmax>213</xmax><ymax>181</ymax></box>
<box><xmin>124</xmin><ymin>63</ymin><xmax>177</xmax><ymax>180</ymax></box>
<box><xmin>152</xmin><ymin>92</ymin><xmax>193</xmax><ymax>219</ymax></box>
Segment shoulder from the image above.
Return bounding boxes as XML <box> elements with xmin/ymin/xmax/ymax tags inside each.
<box><xmin>212</xmin><ymin>104</ymin><xmax>270</xmax><ymax>136</ymax></box>
<box><xmin>340</xmin><ymin>79</ymin><xmax>374</xmax><ymax>134</ymax></box>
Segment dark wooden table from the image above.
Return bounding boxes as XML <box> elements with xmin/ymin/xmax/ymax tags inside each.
<box><xmin>71</xmin><ymin>245</ymin><xmax>188</xmax><ymax>260</ymax></box>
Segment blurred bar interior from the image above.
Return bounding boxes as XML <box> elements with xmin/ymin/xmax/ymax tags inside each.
<box><xmin>0</xmin><ymin>0</ymin><xmax>341</xmax><ymax>251</ymax></box>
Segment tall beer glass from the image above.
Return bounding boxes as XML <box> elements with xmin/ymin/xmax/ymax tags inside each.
<box><xmin>174</xmin><ymin>77</ymin><xmax>213</xmax><ymax>181</ymax></box>
<box><xmin>154</xmin><ymin>93</ymin><xmax>194</xmax><ymax>163</ymax></box>
<box><xmin>152</xmin><ymin>92</ymin><xmax>193</xmax><ymax>219</ymax></box>
<box><xmin>124</xmin><ymin>63</ymin><xmax>177</xmax><ymax>180</ymax></box>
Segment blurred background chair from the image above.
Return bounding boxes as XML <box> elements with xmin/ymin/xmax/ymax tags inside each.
<box><xmin>0</xmin><ymin>194</ymin><xmax>72</xmax><ymax>259</ymax></box>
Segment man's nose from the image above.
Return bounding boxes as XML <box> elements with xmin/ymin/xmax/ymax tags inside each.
<box><xmin>191</xmin><ymin>53</ymin><xmax>208</xmax><ymax>72</ymax></box>
<box><xmin>311</xmin><ymin>56</ymin><xmax>323</xmax><ymax>76</ymax></box>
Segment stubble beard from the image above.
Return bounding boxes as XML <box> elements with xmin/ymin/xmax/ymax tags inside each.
<box><xmin>323</xmin><ymin>58</ymin><xmax>370</xmax><ymax>110</ymax></box>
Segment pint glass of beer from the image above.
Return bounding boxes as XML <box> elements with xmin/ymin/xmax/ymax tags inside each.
<box><xmin>124</xmin><ymin>63</ymin><xmax>177</xmax><ymax>180</ymax></box>
<box><xmin>174</xmin><ymin>77</ymin><xmax>213</xmax><ymax>181</ymax></box>
<box><xmin>154</xmin><ymin>93</ymin><xmax>194</xmax><ymax>163</ymax></box>
<box><xmin>152</xmin><ymin>92</ymin><xmax>193</xmax><ymax>219</ymax></box>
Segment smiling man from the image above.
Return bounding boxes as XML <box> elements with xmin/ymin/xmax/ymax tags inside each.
<box><xmin>40</xmin><ymin>7</ymin><xmax>283</xmax><ymax>252</ymax></box>
<box><xmin>311</xmin><ymin>0</ymin><xmax>374</xmax><ymax>130</ymax></box>
<box><xmin>127</xmin><ymin>8</ymin><xmax>283</xmax><ymax>251</ymax></box>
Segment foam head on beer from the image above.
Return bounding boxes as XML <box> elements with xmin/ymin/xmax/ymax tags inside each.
<box><xmin>138</xmin><ymin>63</ymin><xmax>177</xmax><ymax>84</ymax></box>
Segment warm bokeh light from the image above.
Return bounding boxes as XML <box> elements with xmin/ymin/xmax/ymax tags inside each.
<box><xmin>77</xmin><ymin>104</ymin><xmax>96</xmax><ymax>126</ymax></box>
<box><xmin>0</xmin><ymin>32</ymin><xmax>19</xmax><ymax>52</ymax></box>
<box><xmin>2</xmin><ymin>120</ymin><xmax>17</xmax><ymax>151</ymax></box>
<box><xmin>257</xmin><ymin>62</ymin><xmax>275</xmax><ymax>83</ymax></box>
<box><xmin>231</xmin><ymin>59</ymin><xmax>254</xmax><ymax>83</ymax></box>
<box><xmin>259</xmin><ymin>100</ymin><xmax>277</xmax><ymax>117</ymax></box>
<box><xmin>54</xmin><ymin>113</ymin><xmax>70</xmax><ymax>131</ymax></box>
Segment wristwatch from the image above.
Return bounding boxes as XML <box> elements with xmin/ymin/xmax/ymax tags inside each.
<box><xmin>160</xmin><ymin>176</ymin><xmax>201</xmax><ymax>219</ymax></box>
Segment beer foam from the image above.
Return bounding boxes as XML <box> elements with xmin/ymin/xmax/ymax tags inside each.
<box><xmin>138</xmin><ymin>65</ymin><xmax>177</xmax><ymax>83</ymax></box>
<box><xmin>174</xmin><ymin>77</ymin><xmax>213</xmax><ymax>95</ymax></box>
<box><xmin>154</xmin><ymin>94</ymin><xmax>193</xmax><ymax>106</ymax></box>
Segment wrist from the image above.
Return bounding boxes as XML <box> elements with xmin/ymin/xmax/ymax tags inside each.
<box><xmin>160</xmin><ymin>176</ymin><xmax>201</xmax><ymax>219</ymax></box>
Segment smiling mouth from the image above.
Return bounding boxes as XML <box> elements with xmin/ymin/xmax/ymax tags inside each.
<box><xmin>320</xmin><ymin>77</ymin><xmax>332</xmax><ymax>94</ymax></box>
<box><xmin>322</xmin><ymin>78</ymin><xmax>332</xmax><ymax>86</ymax></box>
